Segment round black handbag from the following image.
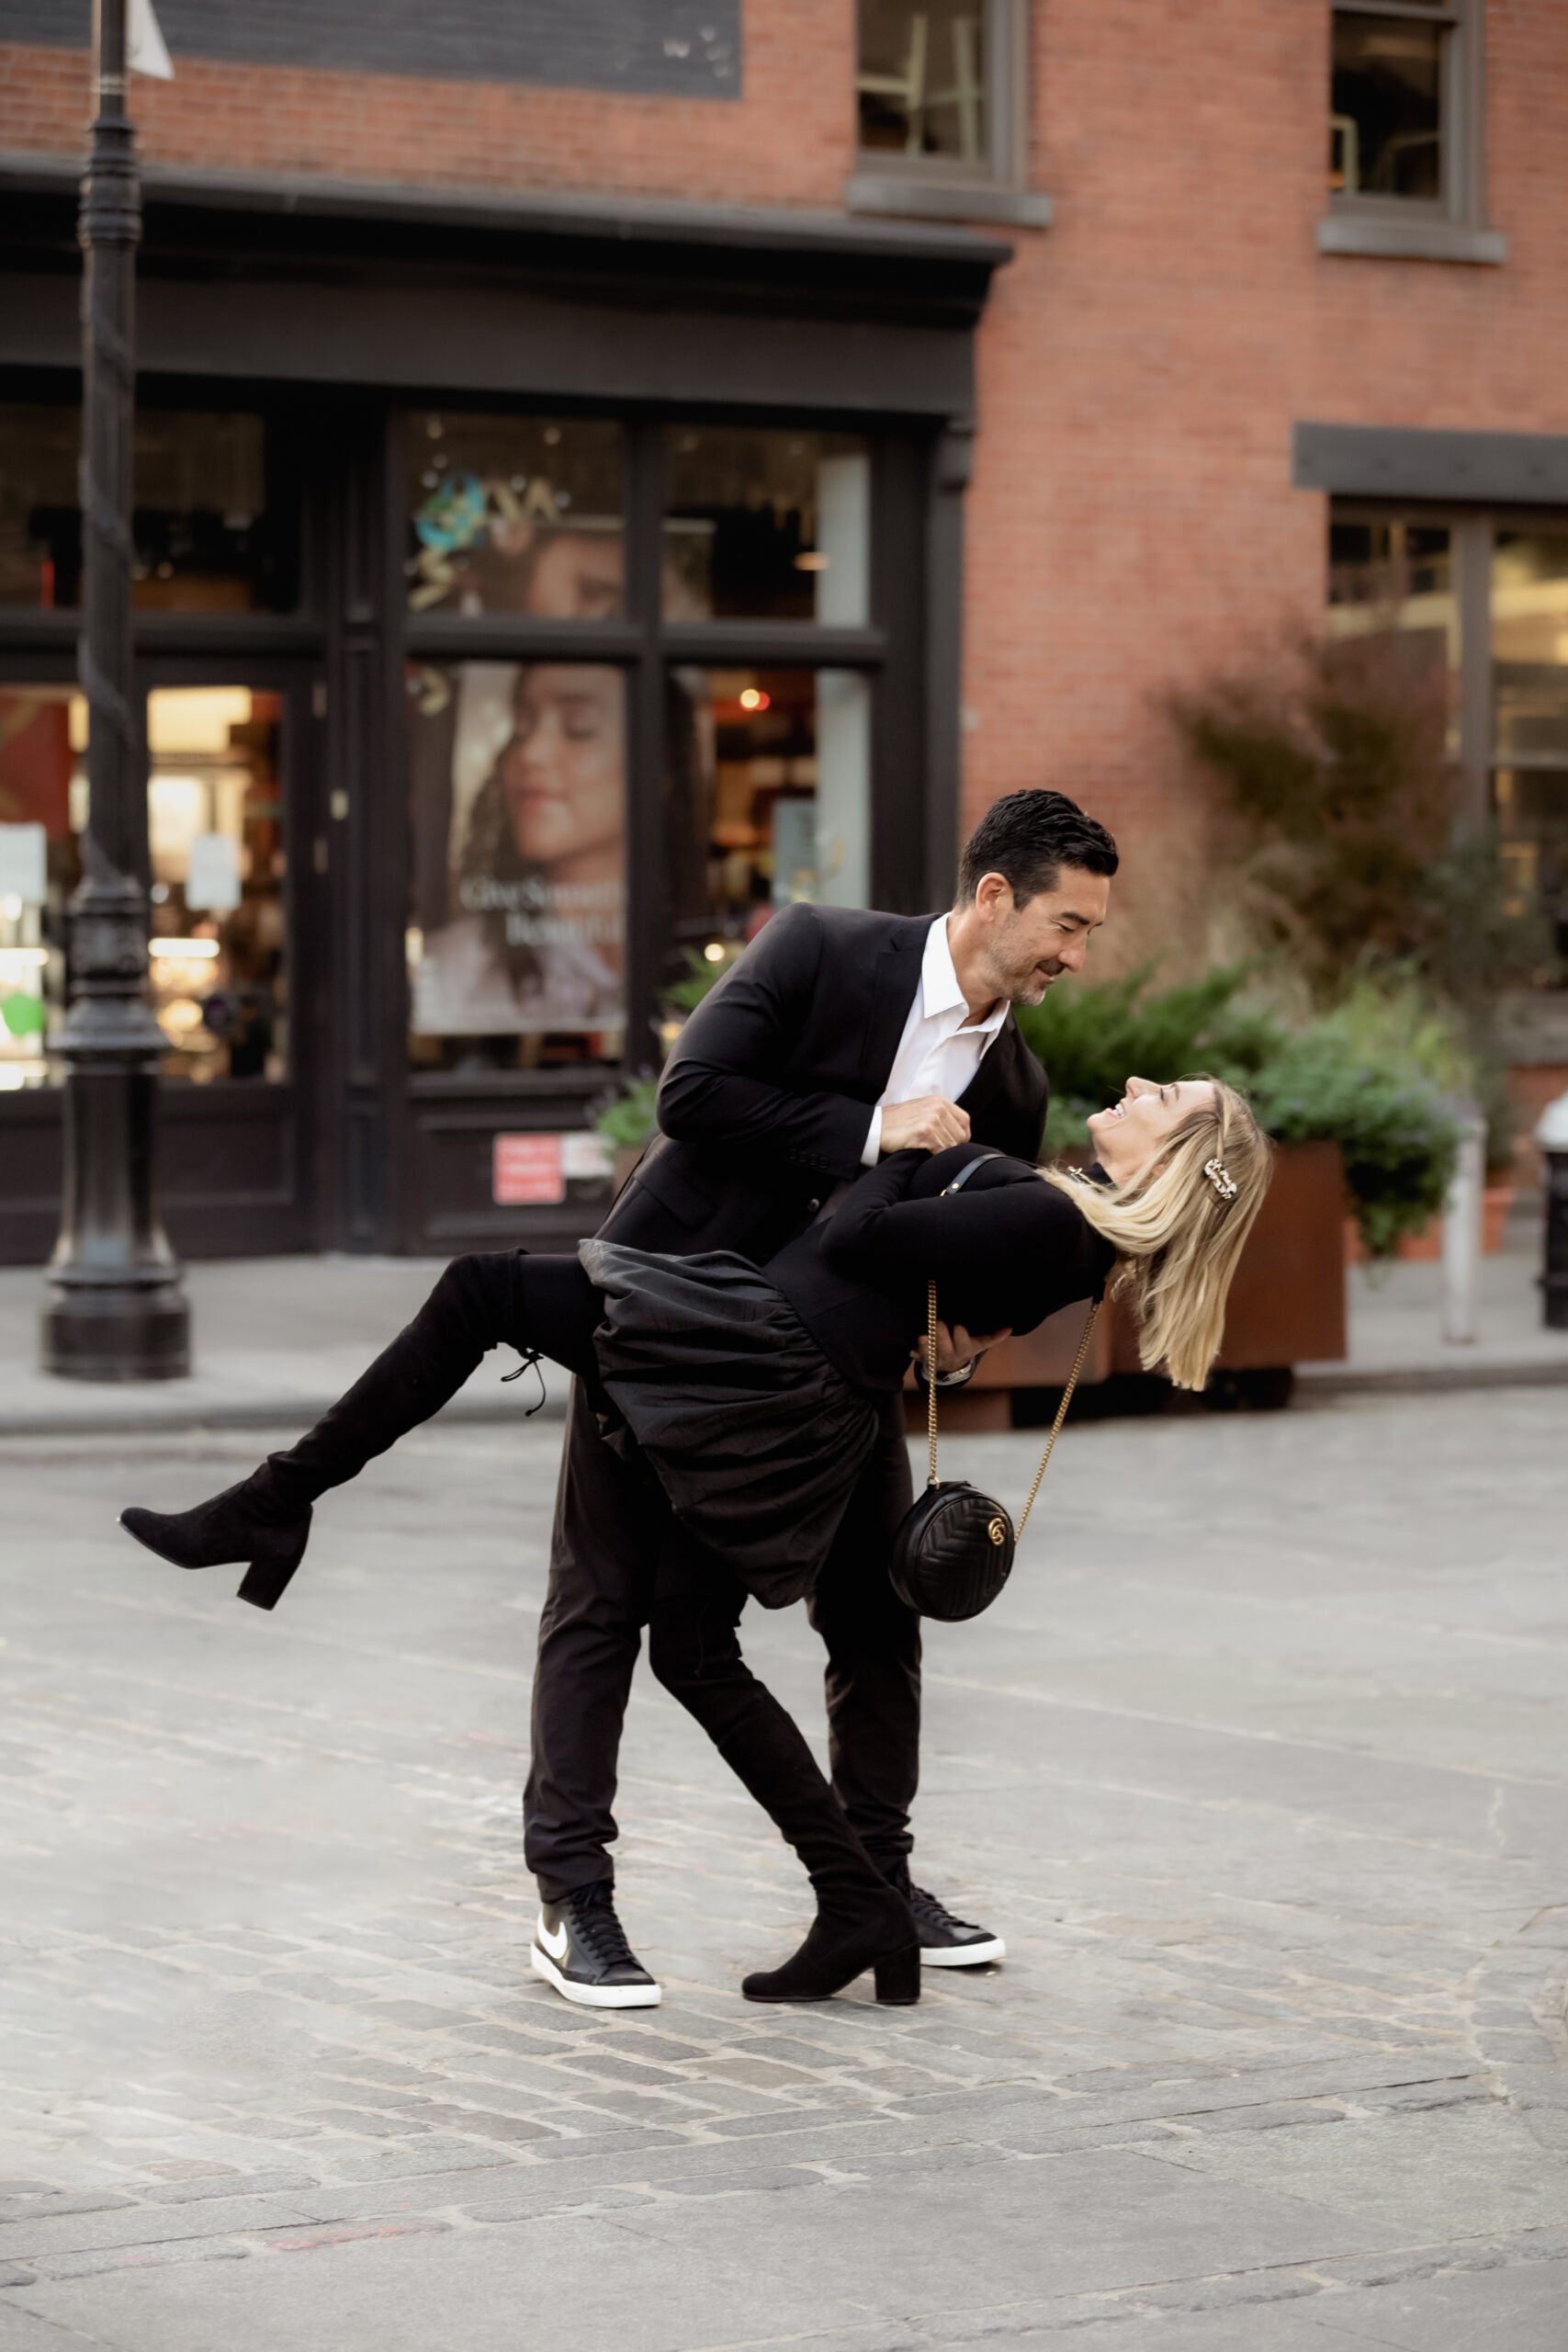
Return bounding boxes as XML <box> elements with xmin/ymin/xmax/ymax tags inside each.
<box><xmin>889</xmin><ymin>1158</ymin><xmax>1101</xmax><ymax>1622</ymax></box>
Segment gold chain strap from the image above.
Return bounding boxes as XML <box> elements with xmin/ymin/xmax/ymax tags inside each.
<box><xmin>1016</xmin><ymin>1299</ymin><xmax>1100</xmax><ymax>1538</ymax></box>
<box><xmin>923</xmin><ymin>1280</ymin><xmax>1100</xmax><ymax>1536</ymax></box>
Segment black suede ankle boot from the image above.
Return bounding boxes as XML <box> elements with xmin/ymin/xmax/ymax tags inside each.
<box><xmin>119</xmin><ymin>1255</ymin><xmax>505</xmax><ymax>1610</ymax></box>
<box><xmin>120</xmin><ymin>1481</ymin><xmax>311</xmax><ymax>1611</ymax></box>
<box><xmin>740</xmin><ymin>1886</ymin><xmax>919</xmax><ymax>2005</ymax></box>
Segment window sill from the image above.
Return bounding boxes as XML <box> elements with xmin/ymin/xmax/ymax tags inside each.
<box><xmin>844</xmin><ymin>173</ymin><xmax>1053</xmax><ymax>231</ymax></box>
<box><xmin>1316</xmin><ymin>212</ymin><xmax>1506</xmax><ymax>266</ymax></box>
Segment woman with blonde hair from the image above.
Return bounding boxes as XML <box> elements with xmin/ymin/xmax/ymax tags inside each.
<box><xmin>120</xmin><ymin>1070</ymin><xmax>1269</xmax><ymax>2009</ymax></box>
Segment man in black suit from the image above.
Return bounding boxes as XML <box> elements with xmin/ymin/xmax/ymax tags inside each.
<box><xmin>525</xmin><ymin>790</ymin><xmax>1119</xmax><ymax>2008</ymax></box>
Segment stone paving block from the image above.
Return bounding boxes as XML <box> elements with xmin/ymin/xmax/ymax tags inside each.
<box><xmin>141</xmin><ymin>2170</ymin><xmax>322</xmax><ymax>2202</ymax></box>
<box><xmin>1177</xmin><ymin>2101</ymin><xmax>1347</xmax><ymax>2136</ymax></box>
<box><xmin>0</xmin><ymin>2194</ymin><xmax>324</xmax><ymax>2264</ymax></box>
<box><xmin>305</xmin><ymin>2110</ymin><xmax>431</xmax><ymax>2140</ymax></box>
<box><xmin>0</xmin><ymin>2193</ymin><xmax>135</xmax><ymax>2224</ymax></box>
<box><xmin>1304</xmin><ymin>2256</ymin><xmax>1568</xmax><ymax>2349</ymax></box>
<box><xmin>11</xmin><ymin>2210</ymin><xmax>876</xmax><ymax>2352</ymax></box>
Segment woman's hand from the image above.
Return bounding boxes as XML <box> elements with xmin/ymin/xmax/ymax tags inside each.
<box><xmin>918</xmin><ymin>1318</ymin><xmax>1012</xmax><ymax>1379</ymax></box>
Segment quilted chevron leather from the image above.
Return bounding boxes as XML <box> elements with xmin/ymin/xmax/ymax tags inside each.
<box><xmin>889</xmin><ymin>1479</ymin><xmax>1016</xmax><ymax>1623</ymax></box>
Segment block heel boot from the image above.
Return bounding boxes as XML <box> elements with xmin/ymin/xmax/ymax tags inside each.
<box><xmin>703</xmin><ymin>1697</ymin><xmax>919</xmax><ymax>2004</ymax></box>
<box><xmin>118</xmin><ymin>1255</ymin><xmax>512</xmax><ymax>1609</ymax></box>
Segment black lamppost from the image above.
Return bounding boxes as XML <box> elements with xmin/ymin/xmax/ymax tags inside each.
<box><xmin>40</xmin><ymin>0</ymin><xmax>189</xmax><ymax>1380</ymax></box>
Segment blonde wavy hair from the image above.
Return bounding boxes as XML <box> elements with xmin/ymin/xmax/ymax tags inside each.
<box><xmin>1043</xmin><ymin>1079</ymin><xmax>1274</xmax><ymax>1391</ymax></box>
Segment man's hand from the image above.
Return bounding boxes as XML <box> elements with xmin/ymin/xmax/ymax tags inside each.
<box><xmin>880</xmin><ymin>1095</ymin><xmax>972</xmax><ymax>1154</ymax></box>
<box><xmin>918</xmin><ymin>1319</ymin><xmax>1012</xmax><ymax>1379</ymax></box>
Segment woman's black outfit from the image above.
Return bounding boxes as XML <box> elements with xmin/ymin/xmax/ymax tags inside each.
<box><xmin>121</xmin><ymin>1145</ymin><xmax>1111</xmax><ymax>2003</ymax></box>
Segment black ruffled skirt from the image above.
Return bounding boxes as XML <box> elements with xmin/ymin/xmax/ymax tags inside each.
<box><xmin>579</xmin><ymin>1240</ymin><xmax>881</xmax><ymax>1610</ymax></box>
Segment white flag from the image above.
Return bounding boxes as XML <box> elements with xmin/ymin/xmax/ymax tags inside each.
<box><xmin>129</xmin><ymin>0</ymin><xmax>175</xmax><ymax>79</ymax></box>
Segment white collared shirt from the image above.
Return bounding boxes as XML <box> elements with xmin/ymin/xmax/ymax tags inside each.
<box><xmin>862</xmin><ymin>915</ymin><xmax>1008</xmax><ymax>1165</ymax></box>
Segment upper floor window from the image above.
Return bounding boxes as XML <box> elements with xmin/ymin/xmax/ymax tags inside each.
<box><xmin>849</xmin><ymin>1</ymin><xmax>1047</xmax><ymax>227</ymax></box>
<box><xmin>1323</xmin><ymin>2</ymin><xmax>1502</xmax><ymax>262</ymax></box>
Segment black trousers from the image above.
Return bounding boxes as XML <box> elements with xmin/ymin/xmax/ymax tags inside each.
<box><xmin>264</xmin><ymin>1242</ymin><xmax>923</xmax><ymax>1907</ymax></box>
<box><xmin>524</xmin><ymin>1373</ymin><xmax>920</xmax><ymax>1903</ymax></box>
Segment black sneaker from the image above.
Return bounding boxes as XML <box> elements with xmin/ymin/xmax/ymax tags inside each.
<box><xmin>530</xmin><ymin>1883</ymin><xmax>661</xmax><ymax>2009</ymax></box>
<box><xmin>885</xmin><ymin>1862</ymin><xmax>1006</xmax><ymax>1968</ymax></box>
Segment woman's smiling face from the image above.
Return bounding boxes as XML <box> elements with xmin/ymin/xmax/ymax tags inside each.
<box><xmin>1087</xmin><ymin>1076</ymin><xmax>1217</xmax><ymax>1181</ymax></box>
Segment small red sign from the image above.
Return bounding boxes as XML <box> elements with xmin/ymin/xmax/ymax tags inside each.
<box><xmin>493</xmin><ymin>1133</ymin><xmax>564</xmax><ymax>1206</ymax></box>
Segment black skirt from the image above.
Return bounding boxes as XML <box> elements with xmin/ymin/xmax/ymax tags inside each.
<box><xmin>579</xmin><ymin>1240</ymin><xmax>881</xmax><ymax>1610</ymax></box>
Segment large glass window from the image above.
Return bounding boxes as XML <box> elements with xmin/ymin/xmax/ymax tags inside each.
<box><xmin>1492</xmin><ymin>534</ymin><xmax>1568</xmax><ymax>958</ymax></box>
<box><xmin>663</xmin><ymin>427</ymin><xmax>869</xmax><ymax>624</ymax></box>
<box><xmin>0</xmin><ymin>682</ymin><xmax>288</xmax><ymax>1086</ymax></box>
<box><xmin>1328</xmin><ymin>517</ymin><xmax>1458</xmax><ymax>674</ymax></box>
<box><xmin>405</xmin><ymin>413</ymin><xmax>624</xmax><ymax>617</ymax></box>
<box><xmin>665</xmin><ymin>668</ymin><xmax>872</xmax><ymax>979</ymax></box>
<box><xmin>0</xmin><ymin>406</ymin><xmax>297</xmax><ymax>612</ymax></box>
<box><xmin>142</xmin><ymin>687</ymin><xmax>288</xmax><ymax>1081</ymax></box>
<box><xmin>406</xmin><ymin>660</ymin><xmax>628</xmax><ymax>1070</ymax></box>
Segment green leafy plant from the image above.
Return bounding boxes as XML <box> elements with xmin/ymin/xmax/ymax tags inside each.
<box><xmin>592</xmin><ymin>1073</ymin><xmax>660</xmax><ymax>1153</ymax></box>
<box><xmin>1249</xmin><ymin>1028</ymin><xmax>1461</xmax><ymax>1260</ymax></box>
<box><xmin>663</xmin><ymin>945</ymin><xmax>738</xmax><ymax>1017</ymax></box>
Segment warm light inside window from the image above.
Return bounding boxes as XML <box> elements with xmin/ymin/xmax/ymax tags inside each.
<box><xmin>739</xmin><ymin>687</ymin><xmax>770</xmax><ymax>711</ymax></box>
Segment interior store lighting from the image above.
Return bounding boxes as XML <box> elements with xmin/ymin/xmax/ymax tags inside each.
<box><xmin>149</xmin><ymin>938</ymin><xmax>220</xmax><ymax>960</ymax></box>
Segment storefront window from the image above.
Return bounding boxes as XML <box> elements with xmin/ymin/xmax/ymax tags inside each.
<box><xmin>144</xmin><ymin>687</ymin><xmax>288</xmax><ymax>1080</ymax></box>
<box><xmin>0</xmin><ymin>682</ymin><xmax>287</xmax><ymax>1085</ymax></box>
<box><xmin>1492</xmin><ymin>534</ymin><xmax>1568</xmax><ymax>956</ymax></box>
<box><xmin>0</xmin><ymin>684</ymin><xmax>78</xmax><ymax>1091</ymax></box>
<box><xmin>404</xmin><ymin>413</ymin><xmax>624</xmax><ymax>616</ymax></box>
<box><xmin>665</xmin><ymin>667</ymin><xmax>872</xmax><ymax>984</ymax></box>
<box><xmin>0</xmin><ymin>405</ymin><xmax>295</xmax><ymax>612</ymax></box>
<box><xmin>407</xmin><ymin>660</ymin><xmax>628</xmax><ymax>1069</ymax></box>
<box><xmin>663</xmin><ymin>428</ymin><xmax>869</xmax><ymax>623</ymax></box>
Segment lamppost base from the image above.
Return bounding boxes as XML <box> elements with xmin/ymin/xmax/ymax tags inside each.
<box><xmin>41</xmin><ymin>1280</ymin><xmax>191</xmax><ymax>1382</ymax></box>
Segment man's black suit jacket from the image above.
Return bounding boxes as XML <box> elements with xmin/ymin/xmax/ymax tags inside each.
<box><xmin>601</xmin><ymin>904</ymin><xmax>1050</xmax><ymax>1268</ymax></box>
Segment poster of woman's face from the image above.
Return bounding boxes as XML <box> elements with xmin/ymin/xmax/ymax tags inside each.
<box><xmin>409</xmin><ymin>639</ymin><xmax>627</xmax><ymax>1040</ymax></box>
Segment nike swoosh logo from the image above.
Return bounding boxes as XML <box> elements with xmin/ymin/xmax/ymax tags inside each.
<box><xmin>536</xmin><ymin>1917</ymin><xmax>569</xmax><ymax>1962</ymax></box>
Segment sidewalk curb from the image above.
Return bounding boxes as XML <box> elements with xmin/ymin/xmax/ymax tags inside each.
<box><xmin>1295</xmin><ymin>1358</ymin><xmax>1568</xmax><ymax>1401</ymax></box>
<box><xmin>0</xmin><ymin>1394</ymin><xmax>567</xmax><ymax>1442</ymax></box>
<box><xmin>6</xmin><ymin>1360</ymin><xmax>1567</xmax><ymax>1437</ymax></box>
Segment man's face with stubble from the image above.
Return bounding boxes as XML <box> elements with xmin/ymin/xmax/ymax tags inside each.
<box><xmin>970</xmin><ymin>865</ymin><xmax>1111</xmax><ymax>1005</ymax></box>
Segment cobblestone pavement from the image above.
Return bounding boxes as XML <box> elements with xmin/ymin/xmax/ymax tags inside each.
<box><xmin>3</xmin><ymin>1390</ymin><xmax>1566</xmax><ymax>2351</ymax></box>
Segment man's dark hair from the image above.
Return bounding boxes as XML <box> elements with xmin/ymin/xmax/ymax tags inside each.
<box><xmin>954</xmin><ymin>788</ymin><xmax>1119</xmax><ymax>908</ymax></box>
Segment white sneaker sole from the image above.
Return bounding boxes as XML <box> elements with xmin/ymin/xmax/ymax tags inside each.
<box><xmin>529</xmin><ymin>1940</ymin><xmax>662</xmax><ymax>2008</ymax></box>
<box><xmin>920</xmin><ymin>1935</ymin><xmax>1006</xmax><ymax>1967</ymax></box>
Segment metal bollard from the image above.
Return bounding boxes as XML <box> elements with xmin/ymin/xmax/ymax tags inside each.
<box><xmin>1440</xmin><ymin>1108</ymin><xmax>1485</xmax><ymax>1346</ymax></box>
<box><xmin>1536</xmin><ymin>1088</ymin><xmax>1568</xmax><ymax>1331</ymax></box>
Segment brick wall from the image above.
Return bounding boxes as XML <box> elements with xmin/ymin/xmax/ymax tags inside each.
<box><xmin>961</xmin><ymin>0</ymin><xmax>1568</xmax><ymax>889</ymax></box>
<box><xmin>0</xmin><ymin>7</ymin><xmax>845</xmax><ymax>204</ymax></box>
<box><xmin>3</xmin><ymin>0</ymin><xmax>1564</xmax><ymax>895</ymax></box>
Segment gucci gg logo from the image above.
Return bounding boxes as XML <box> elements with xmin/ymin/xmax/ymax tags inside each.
<box><xmin>987</xmin><ymin>1518</ymin><xmax>1007</xmax><ymax>1546</ymax></box>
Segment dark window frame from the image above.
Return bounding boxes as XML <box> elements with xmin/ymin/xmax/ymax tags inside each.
<box><xmin>397</xmin><ymin>402</ymin><xmax>911</xmax><ymax>1104</ymax></box>
<box><xmin>846</xmin><ymin>0</ymin><xmax>1050</xmax><ymax>229</ymax></box>
<box><xmin>1321</xmin><ymin>0</ymin><xmax>1503</xmax><ymax>263</ymax></box>
<box><xmin>1328</xmin><ymin>496</ymin><xmax>1568</xmax><ymax>985</ymax></box>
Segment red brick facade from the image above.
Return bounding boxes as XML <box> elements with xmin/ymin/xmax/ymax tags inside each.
<box><xmin>3</xmin><ymin>2</ymin><xmax>1565</xmax><ymax>864</ymax></box>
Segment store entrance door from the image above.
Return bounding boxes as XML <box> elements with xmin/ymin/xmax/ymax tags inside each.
<box><xmin>137</xmin><ymin>664</ymin><xmax>326</xmax><ymax>1257</ymax></box>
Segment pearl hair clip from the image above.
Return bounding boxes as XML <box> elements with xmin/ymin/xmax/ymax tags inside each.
<box><xmin>1203</xmin><ymin>1156</ymin><xmax>1238</xmax><ymax>1203</ymax></box>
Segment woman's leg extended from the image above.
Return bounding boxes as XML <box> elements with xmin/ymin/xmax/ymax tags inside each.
<box><xmin>646</xmin><ymin>1554</ymin><xmax>918</xmax><ymax>2002</ymax></box>
<box><xmin>119</xmin><ymin>1252</ymin><xmax>601</xmax><ymax>1605</ymax></box>
<box><xmin>249</xmin><ymin>1250</ymin><xmax>600</xmax><ymax>1513</ymax></box>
